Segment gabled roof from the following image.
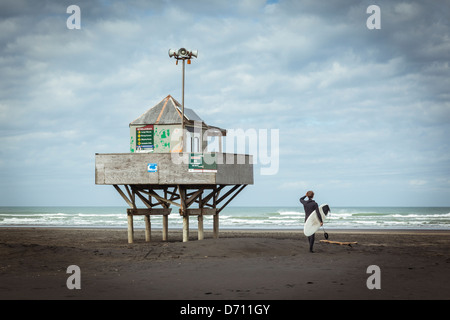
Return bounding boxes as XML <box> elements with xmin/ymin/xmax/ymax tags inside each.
<box><xmin>129</xmin><ymin>95</ymin><xmax>203</xmax><ymax>126</ymax></box>
<box><xmin>129</xmin><ymin>95</ymin><xmax>227</xmax><ymax>136</ymax></box>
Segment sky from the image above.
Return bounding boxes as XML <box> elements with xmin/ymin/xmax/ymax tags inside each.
<box><xmin>0</xmin><ymin>0</ymin><xmax>449</xmax><ymax>207</ymax></box>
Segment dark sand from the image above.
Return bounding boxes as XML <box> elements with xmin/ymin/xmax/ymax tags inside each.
<box><xmin>0</xmin><ymin>228</ymin><xmax>449</xmax><ymax>300</ymax></box>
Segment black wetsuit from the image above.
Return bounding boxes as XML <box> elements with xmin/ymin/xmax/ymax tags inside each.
<box><xmin>300</xmin><ymin>196</ymin><xmax>323</xmax><ymax>252</ymax></box>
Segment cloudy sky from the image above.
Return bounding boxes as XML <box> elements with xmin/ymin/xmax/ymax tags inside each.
<box><xmin>1</xmin><ymin>0</ymin><xmax>449</xmax><ymax>207</ymax></box>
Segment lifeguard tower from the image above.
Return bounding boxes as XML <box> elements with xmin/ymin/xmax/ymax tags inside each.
<box><xmin>95</xmin><ymin>95</ymin><xmax>253</xmax><ymax>243</ymax></box>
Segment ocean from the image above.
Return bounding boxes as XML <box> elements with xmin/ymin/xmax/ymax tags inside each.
<box><xmin>0</xmin><ymin>206</ymin><xmax>449</xmax><ymax>230</ymax></box>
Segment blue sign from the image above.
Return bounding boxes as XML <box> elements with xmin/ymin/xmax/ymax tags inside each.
<box><xmin>147</xmin><ymin>163</ymin><xmax>158</xmax><ymax>173</ymax></box>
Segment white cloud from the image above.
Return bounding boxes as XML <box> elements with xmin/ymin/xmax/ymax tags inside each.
<box><xmin>409</xmin><ymin>180</ymin><xmax>427</xmax><ymax>187</ymax></box>
<box><xmin>278</xmin><ymin>181</ymin><xmax>309</xmax><ymax>190</ymax></box>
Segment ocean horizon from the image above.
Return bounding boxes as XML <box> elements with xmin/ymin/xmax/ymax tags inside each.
<box><xmin>0</xmin><ymin>206</ymin><xmax>449</xmax><ymax>230</ymax></box>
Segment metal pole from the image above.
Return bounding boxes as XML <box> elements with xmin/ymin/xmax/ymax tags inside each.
<box><xmin>181</xmin><ymin>59</ymin><xmax>185</xmax><ymax>152</ymax></box>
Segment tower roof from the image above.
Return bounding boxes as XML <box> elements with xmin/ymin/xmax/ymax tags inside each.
<box><xmin>129</xmin><ymin>95</ymin><xmax>226</xmax><ymax>136</ymax></box>
<box><xmin>129</xmin><ymin>95</ymin><xmax>203</xmax><ymax>126</ymax></box>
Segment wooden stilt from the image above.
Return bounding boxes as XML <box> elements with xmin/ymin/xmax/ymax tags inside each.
<box><xmin>183</xmin><ymin>215</ymin><xmax>189</xmax><ymax>242</ymax></box>
<box><xmin>213</xmin><ymin>185</ymin><xmax>219</xmax><ymax>239</ymax></box>
<box><xmin>127</xmin><ymin>213</ymin><xmax>134</xmax><ymax>244</ymax></box>
<box><xmin>179</xmin><ymin>185</ymin><xmax>189</xmax><ymax>242</ymax></box>
<box><xmin>144</xmin><ymin>215</ymin><xmax>151</xmax><ymax>242</ymax></box>
<box><xmin>162</xmin><ymin>214</ymin><xmax>168</xmax><ymax>241</ymax></box>
<box><xmin>198</xmin><ymin>192</ymin><xmax>204</xmax><ymax>240</ymax></box>
<box><xmin>198</xmin><ymin>214</ymin><xmax>204</xmax><ymax>240</ymax></box>
<box><xmin>213</xmin><ymin>214</ymin><xmax>219</xmax><ymax>239</ymax></box>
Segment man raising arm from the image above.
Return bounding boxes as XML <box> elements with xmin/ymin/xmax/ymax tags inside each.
<box><xmin>300</xmin><ymin>190</ymin><xmax>322</xmax><ymax>252</ymax></box>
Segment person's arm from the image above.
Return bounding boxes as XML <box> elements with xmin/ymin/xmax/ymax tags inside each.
<box><xmin>299</xmin><ymin>195</ymin><xmax>307</xmax><ymax>205</ymax></box>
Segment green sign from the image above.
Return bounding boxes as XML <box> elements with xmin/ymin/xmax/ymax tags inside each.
<box><xmin>136</xmin><ymin>125</ymin><xmax>154</xmax><ymax>151</ymax></box>
<box><xmin>189</xmin><ymin>153</ymin><xmax>217</xmax><ymax>172</ymax></box>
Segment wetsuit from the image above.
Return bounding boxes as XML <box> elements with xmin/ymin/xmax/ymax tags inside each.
<box><xmin>300</xmin><ymin>195</ymin><xmax>323</xmax><ymax>252</ymax></box>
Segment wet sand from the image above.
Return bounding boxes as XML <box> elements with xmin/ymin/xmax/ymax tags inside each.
<box><xmin>0</xmin><ymin>227</ymin><xmax>449</xmax><ymax>300</ymax></box>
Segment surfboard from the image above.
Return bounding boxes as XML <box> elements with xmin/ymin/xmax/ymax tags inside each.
<box><xmin>303</xmin><ymin>204</ymin><xmax>330</xmax><ymax>237</ymax></box>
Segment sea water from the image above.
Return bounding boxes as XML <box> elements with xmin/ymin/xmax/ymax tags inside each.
<box><xmin>0</xmin><ymin>206</ymin><xmax>449</xmax><ymax>230</ymax></box>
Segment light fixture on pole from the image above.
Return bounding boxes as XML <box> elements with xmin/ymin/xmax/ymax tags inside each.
<box><xmin>168</xmin><ymin>48</ymin><xmax>198</xmax><ymax>152</ymax></box>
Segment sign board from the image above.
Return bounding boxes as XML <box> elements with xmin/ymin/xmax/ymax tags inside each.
<box><xmin>147</xmin><ymin>163</ymin><xmax>158</xmax><ymax>173</ymax></box>
<box><xmin>188</xmin><ymin>153</ymin><xmax>217</xmax><ymax>173</ymax></box>
<box><xmin>136</xmin><ymin>125</ymin><xmax>154</xmax><ymax>151</ymax></box>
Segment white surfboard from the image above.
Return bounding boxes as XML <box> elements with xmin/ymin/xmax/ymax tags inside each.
<box><xmin>303</xmin><ymin>204</ymin><xmax>330</xmax><ymax>237</ymax></box>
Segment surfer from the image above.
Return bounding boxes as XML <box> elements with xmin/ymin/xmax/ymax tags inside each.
<box><xmin>300</xmin><ymin>191</ymin><xmax>323</xmax><ymax>253</ymax></box>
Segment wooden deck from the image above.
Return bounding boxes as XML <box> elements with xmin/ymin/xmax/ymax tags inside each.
<box><xmin>95</xmin><ymin>152</ymin><xmax>253</xmax><ymax>185</ymax></box>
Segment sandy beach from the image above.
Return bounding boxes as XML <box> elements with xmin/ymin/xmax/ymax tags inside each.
<box><xmin>0</xmin><ymin>227</ymin><xmax>449</xmax><ymax>300</ymax></box>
